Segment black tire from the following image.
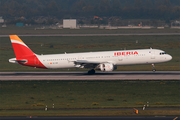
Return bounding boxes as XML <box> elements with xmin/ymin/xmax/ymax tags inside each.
<box><xmin>88</xmin><ymin>69</ymin><xmax>95</xmax><ymax>74</ymax></box>
<box><xmin>91</xmin><ymin>69</ymin><xmax>95</xmax><ymax>74</ymax></box>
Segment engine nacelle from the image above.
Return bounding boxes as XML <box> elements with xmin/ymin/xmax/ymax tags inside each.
<box><xmin>99</xmin><ymin>63</ymin><xmax>117</xmax><ymax>71</ymax></box>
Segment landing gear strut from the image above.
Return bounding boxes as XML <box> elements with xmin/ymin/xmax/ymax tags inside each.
<box><xmin>152</xmin><ymin>64</ymin><xmax>156</xmax><ymax>72</ymax></box>
<box><xmin>88</xmin><ymin>69</ymin><xmax>95</xmax><ymax>74</ymax></box>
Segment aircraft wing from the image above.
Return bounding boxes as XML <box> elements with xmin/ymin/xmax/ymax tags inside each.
<box><xmin>73</xmin><ymin>60</ymin><xmax>101</xmax><ymax>69</ymax></box>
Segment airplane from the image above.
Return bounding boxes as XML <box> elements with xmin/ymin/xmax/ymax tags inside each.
<box><xmin>9</xmin><ymin>35</ymin><xmax>172</xmax><ymax>74</ymax></box>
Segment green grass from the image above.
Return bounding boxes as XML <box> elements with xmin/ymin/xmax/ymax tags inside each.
<box><xmin>0</xmin><ymin>35</ymin><xmax>180</xmax><ymax>71</ymax></box>
<box><xmin>0</xmin><ymin>26</ymin><xmax>180</xmax><ymax>35</ymax></box>
<box><xmin>0</xmin><ymin>80</ymin><xmax>179</xmax><ymax>110</ymax></box>
<box><xmin>0</xmin><ymin>109</ymin><xmax>180</xmax><ymax>116</ymax></box>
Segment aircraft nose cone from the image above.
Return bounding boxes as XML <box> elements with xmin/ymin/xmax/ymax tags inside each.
<box><xmin>168</xmin><ymin>55</ymin><xmax>172</xmax><ymax>61</ymax></box>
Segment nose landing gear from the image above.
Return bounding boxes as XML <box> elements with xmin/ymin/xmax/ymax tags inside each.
<box><xmin>152</xmin><ymin>64</ymin><xmax>156</xmax><ymax>72</ymax></box>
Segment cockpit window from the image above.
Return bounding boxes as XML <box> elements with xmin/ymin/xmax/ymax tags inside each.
<box><xmin>160</xmin><ymin>52</ymin><xmax>166</xmax><ymax>55</ymax></box>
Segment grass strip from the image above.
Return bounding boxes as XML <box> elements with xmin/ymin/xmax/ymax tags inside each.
<box><xmin>1</xmin><ymin>27</ymin><xmax>180</xmax><ymax>35</ymax></box>
<box><xmin>0</xmin><ymin>109</ymin><xmax>180</xmax><ymax>116</ymax></box>
<box><xmin>0</xmin><ymin>80</ymin><xmax>179</xmax><ymax>110</ymax></box>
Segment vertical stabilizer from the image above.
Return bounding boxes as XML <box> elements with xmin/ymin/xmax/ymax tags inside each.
<box><xmin>9</xmin><ymin>35</ymin><xmax>46</xmax><ymax>69</ymax></box>
<box><xmin>9</xmin><ymin>35</ymin><xmax>35</xmax><ymax>59</ymax></box>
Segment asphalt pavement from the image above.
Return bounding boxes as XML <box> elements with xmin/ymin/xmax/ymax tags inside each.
<box><xmin>0</xmin><ymin>33</ymin><xmax>180</xmax><ymax>37</ymax></box>
<box><xmin>0</xmin><ymin>71</ymin><xmax>179</xmax><ymax>80</ymax></box>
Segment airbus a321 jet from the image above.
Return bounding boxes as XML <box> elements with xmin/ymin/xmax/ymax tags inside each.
<box><xmin>9</xmin><ymin>35</ymin><xmax>172</xmax><ymax>74</ymax></box>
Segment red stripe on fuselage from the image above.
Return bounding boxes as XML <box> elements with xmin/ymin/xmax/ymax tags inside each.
<box><xmin>17</xmin><ymin>55</ymin><xmax>47</xmax><ymax>69</ymax></box>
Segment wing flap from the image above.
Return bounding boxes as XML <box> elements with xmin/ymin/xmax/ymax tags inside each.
<box><xmin>74</xmin><ymin>60</ymin><xmax>100</xmax><ymax>69</ymax></box>
<box><xmin>75</xmin><ymin>60</ymin><xmax>101</xmax><ymax>64</ymax></box>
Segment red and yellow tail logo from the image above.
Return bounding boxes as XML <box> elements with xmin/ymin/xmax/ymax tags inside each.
<box><xmin>9</xmin><ymin>35</ymin><xmax>46</xmax><ymax>69</ymax></box>
<box><xmin>10</xmin><ymin>35</ymin><xmax>34</xmax><ymax>59</ymax></box>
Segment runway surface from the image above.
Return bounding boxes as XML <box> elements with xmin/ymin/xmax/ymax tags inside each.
<box><xmin>0</xmin><ymin>33</ymin><xmax>180</xmax><ymax>37</ymax></box>
<box><xmin>0</xmin><ymin>71</ymin><xmax>179</xmax><ymax>80</ymax></box>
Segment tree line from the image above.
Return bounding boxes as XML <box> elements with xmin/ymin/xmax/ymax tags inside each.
<box><xmin>0</xmin><ymin>0</ymin><xmax>180</xmax><ymax>22</ymax></box>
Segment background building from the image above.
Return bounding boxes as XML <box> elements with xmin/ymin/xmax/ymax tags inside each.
<box><xmin>63</xmin><ymin>19</ymin><xmax>76</xmax><ymax>28</ymax></box>
<box><xmin>0</xmin><ymin>17</ymin><xmax>4</xmax><ymax>23</ymax></box>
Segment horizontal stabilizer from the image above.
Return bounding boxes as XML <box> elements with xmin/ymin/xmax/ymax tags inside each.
<box><xmin>9</xmin><ymin>58</ymin><xmax>27</xmax><ymax>64</ymax></box>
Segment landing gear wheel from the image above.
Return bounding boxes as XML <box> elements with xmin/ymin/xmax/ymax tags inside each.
<box><xmin>88</xmin><ymin>69</ymin><xmax>95</xmax><ymax>74</ymax></box>
<box><xmin>152</xmin><ymin>64</ymin><xmax>156</xmax><ymax>72</ymax></box>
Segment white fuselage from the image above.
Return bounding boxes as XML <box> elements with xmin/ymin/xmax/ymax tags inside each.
<box><xmin>37</xmin><ymin>49</ymin><xmax>172</xmax><ymax>69</ymax></box>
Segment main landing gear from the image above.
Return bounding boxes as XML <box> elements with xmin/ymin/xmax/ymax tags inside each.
<box><xmin>152</xmin><ymin>64</ymin><xmax>156</xmax><ymax>72</ymax></box>
<box><xmin>88</xmin><ymin>69</ymin><xmax>95</xmax><ymax>74</ymax></box>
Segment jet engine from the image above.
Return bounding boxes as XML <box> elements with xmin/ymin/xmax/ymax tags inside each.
<box><xmin>99</xmin><ymin>63</ymin><xmax>117</xmax><ymax>71</ymax></box>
